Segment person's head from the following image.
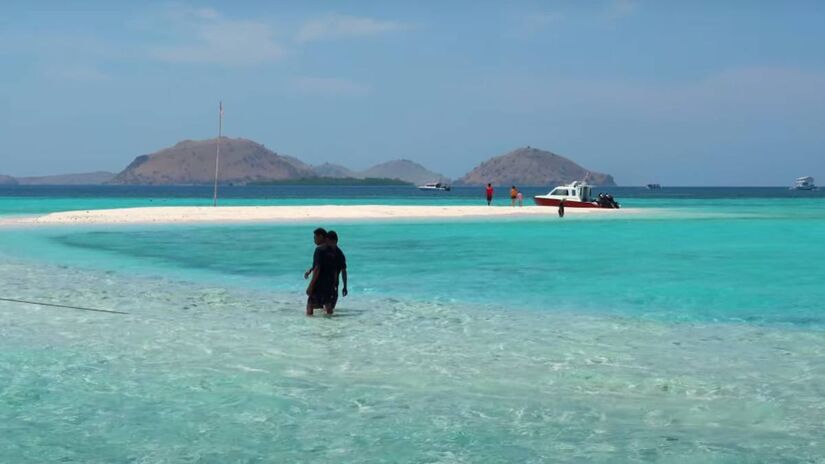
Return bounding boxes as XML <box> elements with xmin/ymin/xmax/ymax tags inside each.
<box><xmin>511</xmin><ymin>185</ymin><xmax>515</xmax><ymax>189</ymax></box>
<box><xmin>326</xmin><ymin>230</ymin><xmax>338</xmax><ymax>246</ymax></box>
<box><xmin>313</xmin><ymin>227</ymin><xmax>327</xmax><ymax>245</ymax></box>
<box><xmin>487</xmin><ymin>183</ymin><xmax>492</xmax><ymax>187</ymax></box>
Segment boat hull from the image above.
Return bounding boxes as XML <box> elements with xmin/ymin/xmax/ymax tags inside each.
<box><xmin>533</xmin><ymin>197</ymin><xmax>604</xmax><ymax>208</ymax></box>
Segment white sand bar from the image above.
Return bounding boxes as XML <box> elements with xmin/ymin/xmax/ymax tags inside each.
<box><xmin>1</xmin><ymin>205</ymin><xmax>637</xmax><ymax>226</ymax></box>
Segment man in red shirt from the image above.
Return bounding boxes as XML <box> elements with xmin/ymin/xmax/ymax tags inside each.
<box><xmin>485</xmin><ymin>183</ymin><xmax>494</xmax><ymax>206</ymax></box>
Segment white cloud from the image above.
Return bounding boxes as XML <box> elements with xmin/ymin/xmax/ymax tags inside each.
<box><xmin>289</xmin><ymin>76</ymin><xmax>370</xmax><ymax>97</ymax></box>
<box><xmin>296</xmin><ymin>14</ymin><xmax>407</xmax><ymax>43</ymax></box>
<box><xmin>605</xmin><ymin>0</ymin><xmax>637</xmax><ymax>20</ymax></box>
<box><xmin>150</xmin><ymin>7</ymin><xmax>285</xmax><ymax>66</ymax></box>
<box><xmin>507</xmin><ymin>11</ymin><xmax>565</xmax><ymax>37</ymax></box>
<box><xmin>148</xmin><ymin>9</ymin><xmax>406</xmax><ymax>65</ymax></box>
<box><xmin>193</xmin><ymin>7</ymin><xmax>220</xmax><ymax>20</ymax></box>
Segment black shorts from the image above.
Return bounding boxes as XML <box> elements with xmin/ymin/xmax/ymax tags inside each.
<box><xmin>307</xmin><ymin>290</ymin><xmax>334</xmax><ymax>309</ymax></box>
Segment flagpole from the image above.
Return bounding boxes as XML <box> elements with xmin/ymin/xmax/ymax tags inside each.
<box><xmin>212</xmin><ymin>101</ymin><xmax>222</xmax><ymax>207</ymax></box>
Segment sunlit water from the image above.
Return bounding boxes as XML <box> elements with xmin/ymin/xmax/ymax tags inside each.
<box><xmin>1</xmin><ymin>186</ymin><xmax>824</xmax><ymax>462</ymax></box>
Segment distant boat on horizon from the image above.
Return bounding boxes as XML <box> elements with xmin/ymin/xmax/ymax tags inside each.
<box><xmin>646</xmin><ymin>183</ymin><xmax>662</xmax><ymax>189</ymax></box>
<box><xmin>418</xmin><ymin>181</ymin><xmax>451</xmax><ymax>191</ymax></box>
<box><xmin>791</xmin><ymin>176</ymin><xmax>817</xmax><ymax>191</ymax></box>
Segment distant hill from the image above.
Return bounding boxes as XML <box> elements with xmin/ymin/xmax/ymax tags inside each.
<box><xmin>359</xmin><ymin>159</ymin><xmax>448</xmax><ymax>185</ymax></box>
<box><xmin>111</xmin><ymin>138</ymin><xmax>315</xmax><ymax>185</ymax></box>
<box><xmin>280</xmin><ymin>154</ymin><xmax>315</xmax><ymax>173</ymax></box>
<box><xmin>313</xmin><ymin>163</ymin><xmax>356</xmax><ymax>178</ymax></box>
<box><xmin>17</xmin><ymin>171</ymin><xmax>115</xmax><ymax>185</ymax></box>
<box><xmin>0</xmin><ymin>175</ymin><xmax>18</xmax><ymax>185</ymax></box>
<box><xmin>250</xmin><ymin>177</ymin><xmax>412</xmax><ymax>186</ymax></box>
<box><xmin>457</xmin><ymin>147</ymin><xmax>616</xmax><ymax>186</ymax></box>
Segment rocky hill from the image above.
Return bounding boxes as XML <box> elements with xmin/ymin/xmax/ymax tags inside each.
<box><xmin>0</xmin><ymin>175</ymin><xmax>18</xmax><ymax>185</ymax></box>
<box><xmin>111</xmin><ymin>138</ymin><xmax>315</xmax><ymax>185</ymax></box>
<box><xmin>17</xmin><ymin>171</ymin><xmax>115</xmax><ymax>185</ymax></box>
<box><xmin>457</xmin><ymin>147</ymin><xmax>616</xmax><ymax>186</ymax></box>
<box><xmin>358</xmin><ymin>159</ymin><xmax>448</xmax><ymax>185</ymax></box>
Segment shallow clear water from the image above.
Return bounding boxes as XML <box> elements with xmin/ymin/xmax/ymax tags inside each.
<box><xmin>1</xmin><ymin>187</ymin><xmax>824</xmax><ymax>462</ymax></box>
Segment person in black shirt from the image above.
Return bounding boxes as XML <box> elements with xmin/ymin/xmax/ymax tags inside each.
<box><xmin>326</xmin><ymin>230</ymin><xmax>348</xmax><ymax>310</ymax></box>
<box><xmin>304</xmin><ymin>228</ymin><xmax>337</xmax><ymax>316</ymax></box>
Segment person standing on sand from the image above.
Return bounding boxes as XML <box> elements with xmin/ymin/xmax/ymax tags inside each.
<box><xmin>516</xmin><ymin>190</ymin><xmax>523</xmax><ymax>207</ymax></box>
<box><xmin>486</xmin><ymin>183</ymin><xmax>494</xmax><ymax>206</ymax></box>
<box><xmin>304</xmin><ymin>227</ymin><xmax>336</xmax><ymax>316</ymax></box>
<box><xmin>558</xmin><ymin>199</ymin><xmax>565</xmax><ymax>218</ymax></box>
<box><xmin>510</xmin><ymin>186</ymin><xmax>518</xmax><ymax>207</ymax></box>
<box><xmin>326</xmin><ymin>230</ymin><xmax>348</xmax><ymax>311</ymax></box>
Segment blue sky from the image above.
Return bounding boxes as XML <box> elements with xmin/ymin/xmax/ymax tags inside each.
<box><xmin>1</xmin><ymin>1</ymin><xmax>824</xmax><ymax>185</ymax></box>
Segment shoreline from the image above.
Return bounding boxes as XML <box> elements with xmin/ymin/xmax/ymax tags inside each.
<box><xmin>0</xmin><ymin>204</ymin><xmax>634</xmax><ymax>226</ymax></box>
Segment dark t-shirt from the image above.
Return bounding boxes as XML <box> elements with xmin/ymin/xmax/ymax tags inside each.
<box><xmin>311</xmin><ymin>245</ymin><xmax>337</xmax><ymax>295</ymax></box>
<box><xmin>333</xmin><ymin>247</ymin><xmax>346</xmax><ymax>288</ymax></box>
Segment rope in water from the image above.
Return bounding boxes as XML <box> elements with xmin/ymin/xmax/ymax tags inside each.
<box><xmin>0</xmin><ymin>297</ymin><xmax>129</xmax><ymax>315</ymax></box>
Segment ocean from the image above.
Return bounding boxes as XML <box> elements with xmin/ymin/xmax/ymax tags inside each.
<box><xmin>1</xmin><ymin>185</ymin><xmax>824</xmax><ymax>462</ymax></box>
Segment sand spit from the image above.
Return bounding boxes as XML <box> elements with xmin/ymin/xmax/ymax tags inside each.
<box><xmin>0</xmin><ymin>205</ymin><xmax>639</xmax><ymax>226</ymax></box>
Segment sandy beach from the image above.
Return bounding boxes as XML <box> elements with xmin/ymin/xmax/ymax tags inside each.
<box><xmin>1</xmin><ymin>204</ymin><xmax>632</xmax><ymax>226</ymax></box>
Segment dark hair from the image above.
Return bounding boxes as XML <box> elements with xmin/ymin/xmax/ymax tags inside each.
<box><xmin>327</xmin><ymin>230</ymin><xmax>338</xmax><ymax>241</ymax></box>
<box><xmin>313</xmin><ymin>227</ymin><xmax>327</xmax><ymax>238</ymax></box>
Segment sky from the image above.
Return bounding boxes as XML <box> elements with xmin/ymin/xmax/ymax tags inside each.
<box><xmin>1</xmin><ymin>1</ymin><xmax>824</xmax><ymax>185</ymax></box>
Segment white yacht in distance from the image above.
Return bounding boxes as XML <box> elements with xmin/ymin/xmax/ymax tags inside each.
<box><xmin>418</xmin><ymin>182</ymin><xmax>451</xmax><ymax>191</ymax></box>
<box><xmin>791</xmin><ymin>176</ymin><xmax>817</xmax><ymax>190</ymax></box>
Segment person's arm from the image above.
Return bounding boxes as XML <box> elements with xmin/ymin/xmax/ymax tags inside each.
<box><xmin>306</xmin><ymin>247</ymin><xmax>321</xmax><ymax>279</ymax></box>
<box><xmin>306</xmin><ymin>265</ymin><xmax>320</xmax><ymax>295</ymax></box>
<box><xmin>341</xmin><ymin>268</ymin><xmax>348</xmax><ymax>296</ymax></box>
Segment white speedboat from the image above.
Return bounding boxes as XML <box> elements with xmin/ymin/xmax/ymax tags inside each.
<box><xmin>418</xmin><ymin>182</ymin><xmax>451</xmax><ymax>191</ymax></box>
<box><xmin>791</xmin><ymin>176</ymin><xmax>817</xmax><ymax>190</ymax></box>
<box><xmin>534</xmin><ymin>181</ymin><xmax>619</xmax><ymax>208</ymax></box>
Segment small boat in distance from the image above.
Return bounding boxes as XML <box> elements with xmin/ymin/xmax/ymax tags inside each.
<box><xmin>791</xmin><ymin>176</ymin><xmax>817</xmax><ymax>191</ymax></box>
<box><xmin>534</xmin><ymin>181</ymin><xmax>619</xmax><ymax>208</ymax></box>
<box><xmin>646</xmin><ymin>183</ymin><xmax>662</xmax><ymax>189</ymax></box>
<box><xmin>418</xmin><ymin>181</ymin><xmax>451</xmax><ymax>191</ymax></box>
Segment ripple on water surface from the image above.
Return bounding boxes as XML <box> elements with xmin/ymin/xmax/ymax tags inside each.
<box><xmin>1</xmin><ymin>260</ymin><xmax>824</xmax><ymax>463</ymax></box>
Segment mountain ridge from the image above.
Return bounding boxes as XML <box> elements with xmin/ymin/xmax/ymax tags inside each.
<box><xmin>456</xmin><ymin>146</ymin><xmax>616</xmax><ymax>186</ymax></box>
<box><xmin>4</xmin><ymin>139</ymin><xmax>616</xmax><ymax>187</ymax></box>
<box><xmin>0</xmin><ymin>175</ymin><xmax>18</xmax><ymax>185</ymax></box>
<box><xmin>110</xmin><ymin>138</ymin><xmax>449</xmax><ymax>185</ymax></box>
<box><xmin>110</xmin><ymin>138</ymin><xmax>314</xmax><ymax>185</ymax></box>
<box><xmin>16</xmin><ymin>171</ymin><xmax>116</xmax><ymax>185</ymax></box>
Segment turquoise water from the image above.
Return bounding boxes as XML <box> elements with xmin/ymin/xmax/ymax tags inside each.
<box><xmin>1</xmin><ymin>188</ymin><xmax>824</xmax><ymax>462</ymax></box>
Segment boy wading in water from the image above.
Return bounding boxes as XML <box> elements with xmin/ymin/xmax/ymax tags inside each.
<box><xmin>304</xmin><ymin>228</ymin><xmax>337</xmax><ymax>316</ymax></box>
<box><xmin>485</xmin><ymin>183</ymin><xmax>494</xmax><ymax>206</ymax></box>
<box><xmin>325</xmin><ymin>230</ymin><xmax>347</xmax><ymax>311</ymax></box>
